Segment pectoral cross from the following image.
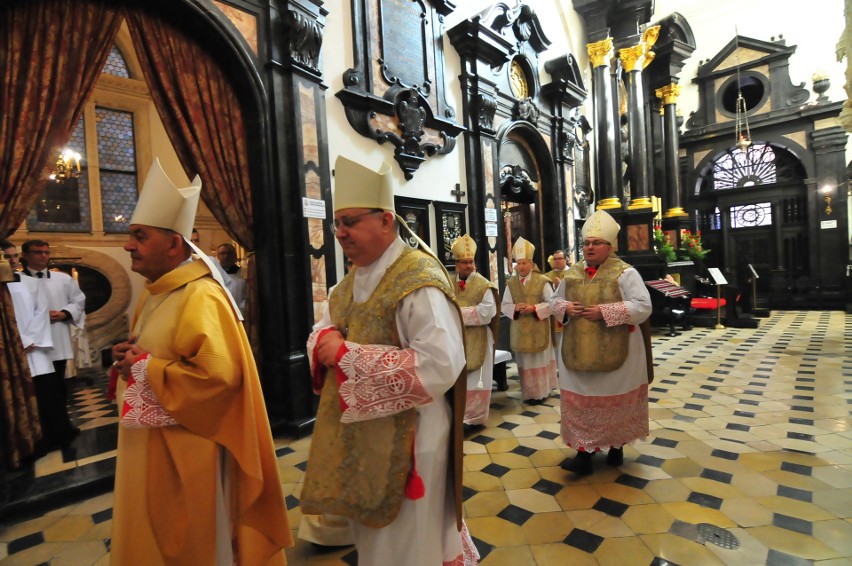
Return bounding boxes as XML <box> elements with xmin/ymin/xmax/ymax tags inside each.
<box><xmin>451</xmin><ymin>183</ymin><xmax>465</xmax><ymax>203</ymax></box>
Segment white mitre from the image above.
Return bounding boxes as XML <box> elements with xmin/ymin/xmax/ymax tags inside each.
<box><xmin>129</xmin><ymin>158</ymin><xmax>243</xmax><ymax>320</ymax></box>
<box><xmin>333</xmin><ymin>155</ymin><xmax>394</xmax><ymax>212</ymax></box>
<box><xmin>581</xmin><ymin>209</ymin><xmax>620</xmax><ymax>244</ymax></box>
<box><xmin>512</xmin><ymin>237</ymin><xmax>535</xmax><ymax>260</ymax></box>
<box><xmin>129</xmin><ymin>158</ymin><xmax>200</xmax><ymax>239</ymax></box>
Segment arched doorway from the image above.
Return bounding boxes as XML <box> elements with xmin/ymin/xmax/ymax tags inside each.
<box><xmin>693</xmin><ymin>142</ymin><xmax>808</xmax><ymax>309</ymax></box>
<box><xmin>497</xmin><ymin>122</ymin><xmax>558</xmax><ymax>275</ymax></box>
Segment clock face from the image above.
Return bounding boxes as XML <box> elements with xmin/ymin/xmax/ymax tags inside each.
<box><xmin>510</xmin><ymin>59</ymin><xmax>529</xmax><ymax>99</ymax></box>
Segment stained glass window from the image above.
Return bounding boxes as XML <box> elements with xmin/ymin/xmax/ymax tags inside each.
<box><xmin>102</xmin><ymin>45</ymin><xmax>130</xmax><ymax>78</ymax></box>
<box><xmin>730</xmin><ymin>202</ymin><xmax>772</xmax><ymax>228</ymax></box>
<box><xmin>713</xmin><ymin>144</ymin><xmax>776</xmax><ymax>190</ymax></box>
<box><xmin>96</xmin><ymin>107</ymin><xmax>137</xmax><ymax>232</ymax></box>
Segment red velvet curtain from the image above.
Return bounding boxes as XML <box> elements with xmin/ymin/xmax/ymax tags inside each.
<box><xmin>124</xmin><ymin>9</ymin><xmax>260</xmax><ymax>346</ymax></box>
<box><xmin>0</xmin><ymin>0</ymin><xmax>121</xmax><ymax>469</ymax></box>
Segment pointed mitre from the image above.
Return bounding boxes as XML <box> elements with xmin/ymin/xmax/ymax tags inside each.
<box><xmin>581</xmin><ymin>209</ymin><xmax>620</xmax><ymax>244</ymax></box>
<box><xmin>129</xmin><ymin>158</ymin><xmax>201</xmax><ymax>240</ymax></box>
<box><xmin>512</xmin><ymin>237</ymin><xmax>535</xmax><ymax>260</ymax></box>
<box><xmin>451</xmin><ymin>234</ymin><xmax>476</xmax><ymax>260</ymax></box>
<box><xmin>333</xmin><ymin>155</ymin><xmax>395</xmax><ymax>212</ymax></box>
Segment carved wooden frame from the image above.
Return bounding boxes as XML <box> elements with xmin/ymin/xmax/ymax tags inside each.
<box><xmin>433</xmin><ymin>201</ymin><xmax>467</xmax><ymax>269</ymax></box>
<box><xmin>395</xmin><ymin>195</ymin><xmax>431</xmax><ymax>248</ymax></box>
<box><xmin>336</xmin><ymin>0</ymin><xmax>464</xmax><ymax>180</ymax></box>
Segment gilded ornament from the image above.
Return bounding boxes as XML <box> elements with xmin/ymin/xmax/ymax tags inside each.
<box><xmin>510</xmin><ymin>60</ymin><xmax>529</xmax><ymax>99</ymax></box>
<box><xmin>619</xmin><ymin>44</ymin><xmax>645</xmax><ymax>73</ymax></box>
<box><xmin>587</xmin><ymin>37</ymin><xmax>613</xmax><ymax>68</ymax></box>
<box><xmin>655</xmin><ymin>83</ymin><xmax>681</xmax><ymax>106</ymax></box>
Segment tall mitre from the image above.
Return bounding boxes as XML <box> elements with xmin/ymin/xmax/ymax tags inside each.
<box><xmin>451</xmin><ymin>234</ymin><xmax>476</xmax><ymax>260</ymax></box>
<box><xmin>581</xmin><ymin>209</ymin><xmax>620</xmax><ymax>244</ymax></box>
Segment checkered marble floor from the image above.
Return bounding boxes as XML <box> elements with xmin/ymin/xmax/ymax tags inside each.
<box><xmin>1</xmin><ymin>310</ymin><xmax>850</xmax><ymax>565</ymax></box>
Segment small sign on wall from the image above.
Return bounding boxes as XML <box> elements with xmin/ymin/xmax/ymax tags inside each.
<box><xmin>821</xmin><ymin>220</ymin><xmax>837</xmax><ymax>229</ymax></box>
<box><xmin>485</xmin><ymin>222</ymin><xmax>499</xmax><ymax>237</ymax></box>
<box><xmin>484</xmin><ymin>208</ymin><xmax>498</xmax><ymax>222</ymax></box>
<box><xmin>302</xmin><ymin>197</ymin><xmax>326</xmax><ymax>219</ymax></box>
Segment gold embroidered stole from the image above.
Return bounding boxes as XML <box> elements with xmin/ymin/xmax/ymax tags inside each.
<box><xmin>506</xmin><ymin>272</ymin><xmax>551</xmax><ymax>353</ymax></box>
<box><xmin>561</xmin><ymin>255</ymin><xmax>630</xmax><ymax>372</ymax></box>
<box><xmin>301</xmin><ymin>247</ymin><xmax>456</xmax><ymax>528</ymax></box>
<box><xmin>455</xmin><ymin>273</ymin><xmax>499</xmax><ymax>371</ymax></box>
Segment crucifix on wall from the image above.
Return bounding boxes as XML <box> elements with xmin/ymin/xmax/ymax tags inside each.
<box><xmin>451</xmin><ymin>183</ymin><xmax>466</xmax><ymax>202</ymax></box>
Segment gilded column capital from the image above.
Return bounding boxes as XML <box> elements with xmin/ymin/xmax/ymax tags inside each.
<box><xmin>587</xmin><ymin>38</ymin><xmax>613</xmax><ymax>68</ymax></box>
<box><xmin>655</xmin><ymin>83</ymin><xmax>681</xmax><ymax>106</ymax></box>
<box><xmin>619</xmin><ymin>44</ymin><xmax>645</xmax><ymax>73</ymax></box>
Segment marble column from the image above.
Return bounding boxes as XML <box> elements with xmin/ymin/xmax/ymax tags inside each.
<box><xmin>656</xmin><ymin>83</ymin><xmax>689</xmax><ymax>218</ymax></box>
<box><xmin>620</xmin><ymin>26</ymin><xmax>659</xmax><ymax>210</ymax></box>
<box><xmin>588</xmin><ymin>37</ymin><xmax>621</xmax><ymax>209</ymax></box>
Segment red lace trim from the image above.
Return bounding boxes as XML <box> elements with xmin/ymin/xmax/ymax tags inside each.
<box><xmin>336</xmin><ymin>343</ymin><xmax>432</xmax><ymax>423</ymax></box>
<box><xmin>519</xmin><ymin>359</ymin><xmax>557</xmax><ymax>400</ymax></box>
<box><xmin>464</xmin><ymin>389</ymin><xmax>491</xmax><ymax>425</ymax></box>
<box><xmin>551</xmin><ymin>298</ymin><xmax>569</xmax><ymax>323</ymax></box>
<box><xmin>121</xmin><ymin>356</ymin><xmax>178</xmax><ymax>429</ymax></box>
<box><xmin>559</xmin><ymin>385</ymin><xmax>649</xmax><ymax>450</ymax></box>
<box><xmin>461</xmin><ymin>305</ymin><xmax>482</xmax><ymax>326</ymax></box>
<box><xmin>442</xmin><ymin>523</ymin><xmax>480</xmax><ymax>566</ymax></box>
<box><xmin>600</xmin><ymin>301</ymin><xmax>630</xmax><ymax>326</ymax></box>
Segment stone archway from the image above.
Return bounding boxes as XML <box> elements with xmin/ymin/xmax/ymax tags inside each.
<box><xmin>51</xmin><ymin>245</ymin><xmax>131</xmax><ymax>367</ymax></box>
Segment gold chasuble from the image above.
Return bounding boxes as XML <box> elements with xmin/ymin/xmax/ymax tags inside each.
<box><xmin>455</xmin><ymin>272</ymin><xmax>499</xmax><ymax>371</ymax></box>
<box><xmin>301</xmin><ymin>247</ymin><xmax>466</xmax><ymax>528</ymax></box>
<box><xmin>111</xmin><ymin>260</ymin><xmax>291</xmax><ymax>565</ymax></box>
<box><xmin>506</xmin><ymin>272</ymin><xmax>552</xmax><ymax>353</ymax></box>
<box><xmin>561</xmin><ymin>255</ymin><xmax>631</xmax><ymax>372</ymax></box>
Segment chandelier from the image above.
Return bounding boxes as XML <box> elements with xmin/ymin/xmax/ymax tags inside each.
<box><xmin>733</xmin><ymin>35</ymin><xmax>751</xmax><ymax>153</ymax></box>
<box><xmin>734</xmin><ymin>88</ymin><xmax>751</xmax><ymax>152</ymax></box>
<box><xmin>50</xmin><ymin>148</ymin><xmax>82</xmax><ymax>183</ymax></box>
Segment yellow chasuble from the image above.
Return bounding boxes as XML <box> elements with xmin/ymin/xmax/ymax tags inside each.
<box><xmin>111</xmin><ymin>260</ymin><xmax>292</xmax><ymax>565</ymax></box>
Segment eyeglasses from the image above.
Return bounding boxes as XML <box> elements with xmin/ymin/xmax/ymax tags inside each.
<box><xmin>582</xmin><ymin>240</ymin><xmax>610</xmax><ymax>247</ymax></box>
<box><xmin>26</xmin><ymin>250</ymin><xmax>50</xmax><ymax>255</ymax></box>
<box><xmin>332</xmin><ymin>209</ymin><xmax>383</xmax><ymax>234</ymax></box>
<box><xmin>552</xmin><ymin>256</ymin><xmax>566</xmax><ymax>261</ymax></box>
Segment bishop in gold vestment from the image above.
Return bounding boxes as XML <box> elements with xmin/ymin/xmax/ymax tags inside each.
<box><xmin>110</xmin><ymin>159</ymin><xmax>291</xmax><ymax>565</ymax></box>
<box><xmin>550</xmin><ymin>210</ymin><xmax>652</xmax><ymax>476</ymax></box>
<box><xmin>302</xmin><ymin>157</ymin><xmax>478</xmax><ymax>565</ymax></box>
<box><xmin>500</xmin><ymin>237</ymin><xmax>557</xmax><ymax>403</ymax></box>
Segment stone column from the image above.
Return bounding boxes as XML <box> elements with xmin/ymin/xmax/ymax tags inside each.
<box><xmin>656</xmin><ymin>83</ymin><xmax>688</xmax><ymax>218</ymax></box>
<box><xmin>588</xmin><ymin>37</ymin><xmax>621</xmax><ymax>209</ymax></box>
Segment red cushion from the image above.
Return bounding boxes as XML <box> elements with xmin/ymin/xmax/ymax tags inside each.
<box><xmin>691</xmin><ymin>297</ymin><xmax>726</xmax><ymax>309</ymax></box>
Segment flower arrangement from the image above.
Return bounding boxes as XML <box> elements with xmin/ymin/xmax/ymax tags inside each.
<box><xmin>653</xmin><ymin>225</ymin><xmax>676</xmax><ymax>263</ymax></box>
<box><xmin>679</xmin><ymin>229</ymin><xmax>710</xmax><ymax>260</ymax></box>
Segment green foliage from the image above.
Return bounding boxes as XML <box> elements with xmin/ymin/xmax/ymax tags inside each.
<box><xmin>653</xmin><ymin>226</ymin><xmax>677</xmax><ymax>263</ymax></box>
<box><xmin>678</xmin><ymin>229</ymin><xmax>710</xmax><ymax>260</ymax></box>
